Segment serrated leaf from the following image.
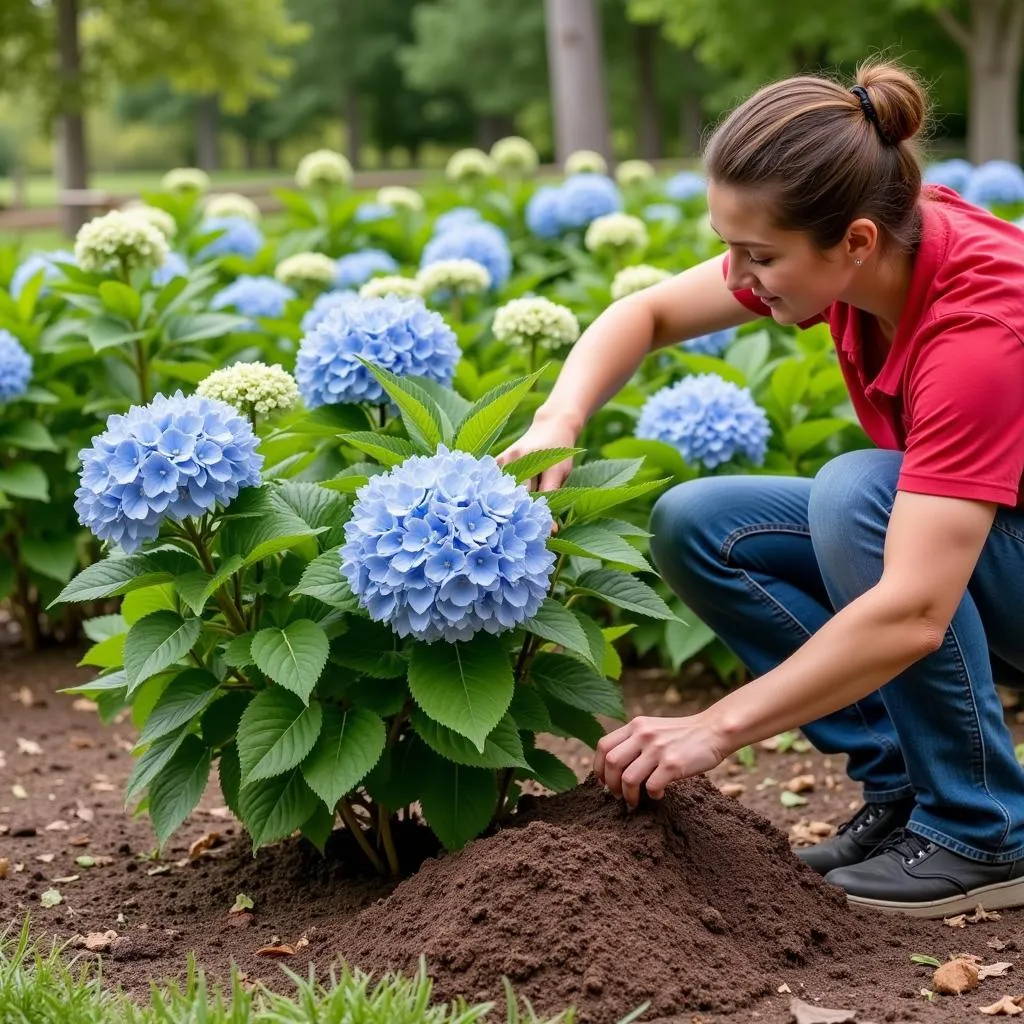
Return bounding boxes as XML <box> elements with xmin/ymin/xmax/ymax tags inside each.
<box><xmin>85</xmin><ymin>315</ymin><xmax>146</xmax><ymax>353</ymax></box>
<box><xmin>135</xmin><ymin>669</ymin><xmax>221</xmax><ymax>750</ymax></box>
<box><xmin>564</xmin><ymin>458</ymin><xmax>643</xmax><ymax>489</ymax></box>
<box><xmin>149</xmin><ymin>735</ymin><xmax>212</xmax><ymax>846</ymax></box>
<box><xmin>600</xmin><ymin>437</ymin><xmax>695</xmax><ymax>480</ymax></box>
<box><xmin>331</xmin><ymin>620</ymin><xmax>407</xmax><ymax>678</ymax></box>
<box><xmin>546</xmin><ymin>697</ymin><xmax>604</xmax><ymax>748</ymax></box>
<box><xmin>502</xmin><ymin>447</ymin><xmax>584</xmax><ymax>484</ymax></box>
<box><xmin>250</xmin><ymin>620</ymin><xmax>329</xmax><ymax>703</ymax></box>
<box><xmin>663</xmin><ymin>615</ymin><xmax>716</xmax><ymax>670</ymax></box>
<box><xmin>237</xmin><ymin>689</ymin><xmax>324</xmax><ymax>784</ymax></box>
<box><xmin>123</xmin><ymin>611</ymin><xmax>202</xmax><ymax>692</ymax></box>
<box><xmin>418</xmin><ymin>750</ymin><xmax>497</xmax><ymax>850</ymax></box>
<box><xmin>292</xmin><ymin>549</ymin><xmax>360</xmax><ymax>610</ymax></box>
<box><xmin>549</xmin><ymin>522</ymin><xmax>653</xmax><ymax>572</ymax></box>
<box><xmin>0</xmin><ymin>421</ymin><xmax>58</xmax><ymax>452</ymax></box>
<box><xmin>300</xmin><ymin>704</ymin><xmax>386</xmax><ymax>808</ymax></box>
<box><xmin>360</xmin><ymin>359</ymin><xmax>445</xmax><ymax>448</ymax></box>
<box><xmin>542</xmin><ymin>478</ymin><xmax>669</xmax><ymax>518</ymax></box>
<box><xmin>125</xmin><ymin>728</ymin><xmax>189</xmax><ymax>804</ymax></box>
<box><xmin>201</xmin><ymin>691</ymin><xmax>253</xmax><ymax>748</ymax></box>
<box><xmin>98</xmin><ymin>280</ymin><xmax>142</xmax><ymax>320</ymax></box>
<box><xmin>0</xmin><ymin>463</ymin><xmax>49</xmax><ymax>502</ymax></box>
<box><xmin>223</xmin><ymin>633</ymin><xmax>255</xmax><ymax>669</ymax></box>
<box><xmin>175</xmin><ymin>556</ymin><xmax>243</xmax><ymax>616</ymax></box>
<box><xmin>508</xmin><ymin>685</ymin><xmax>552</xmax><ymax>731</ymax></box>
<box><xmin>573</xmin><ymin>569</ymin><xmax>678</xmax><ymax>621</ymax></box>
<box><xmin>525</xmin><ymin>748</ymin><xmax>578</xmax><ymax>793</ymax></box>
<box><xmin>408</xmin><ymin>633</ymin><xmax>514</xmax><ymax>750</ymax></box>
<box><xmin>340</xmin><ymin>431</ymin><xmax>425</xmax><ymax>467</ymax></box>
<box><xmin>784</xmin><ymin>418</ymin><xmax>851</xmax><ymax>457</ymax></box>
<box><xmin>238</xmin><ymin>768</ymin><xmax>320</xmax><ymax>852</ymax></box>
<box><xmin>529</xmin><ymin>652</ymin><xmax>625</xmax><ymax>718</ymax></box>
<box><xmin>78</xmin><ymin>632</ymin><xmax>126</xmax><ymax>669</ymax></box>
<box><xmin>521</xmin><ymin>598</ymin><xmax>596</xmax><ymax>665</ymax></box>
<box><xmin>412</xmin><ymin>709</ymin><xmax>528</xmax><ymax>769</ymax></box>
<box><xmin>52</xmin><ymin>551</ymin><xmax>199</xmax><ymax>605</ymax></box>
<box><xmin>300</xmin><ymin>800</ymin><xmax>336</xmax><ymax>853</ymax></box>
<box><xmin>219</xmin><ymin>742</ymin><xmax>242</xmax><ymax>819</ymax></box>
<box><xmin>453</xmin><ymin>369</ymin><xmax>543</xmax><ymax>456</ymax></box>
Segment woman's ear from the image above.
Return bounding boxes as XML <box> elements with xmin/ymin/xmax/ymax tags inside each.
<box><xmin>846</xmin><ymin>217</ymin><xmax>879</xmax><ymax>263</ymax></box>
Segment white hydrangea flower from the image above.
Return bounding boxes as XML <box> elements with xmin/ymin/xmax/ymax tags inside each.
<box><xmin>565</xmin><ymin>149</ymin><xmax>607</xmax><ymax>176</ymax></box>
<box><xmin>161</xmin><ymin>168</ymin><xmax>211</xmax><ymax>194</ymax></box>
<box><xmin>584</xmin><ymin>213</ymin><xmax>649</xmax><ymax>255</ymax></box>
<box><xmin>120</xmin><ymin>202</ymin><xmax>177</xmax><ymax>239</ymax></box>
<box><xmin>615</xmin><ymin>160</ymin><xmax>656</xmax><ymax>187</ymax></box>
<box><xmin>274</xmin><ymin>252</ymin><xmax>337</xmax><ymax>289</ymax></box>
<box><xmin>295</xmin><ymin>149</ymin><xmax>353</xmax><ymax>190</ymax></box>
<box><xmin>377</xmin><ymin>186</ymin><xmax>424</xmax><ymax>212</ymax></box>
<box><xmin>204</xmin><ymin>193</ymin><xmax>260</xmax><ymax>222</ymax></box>
<box><xmin>197</xmin><ymin>361</ymin><xmax>300</xmax><ymax>417</ymax></box>
<box><xmin>492</xmin><ymin>297</ymin><xmax>580</xmax><ymax>351</ymax></box>
<box><xmin>490</xmin><ymin>136</ymin><xmax>539</xmax><ymax>175</ymax></box>
<box><xmin>445</xmin><ymin>148</ymin><xmax>495</xmax><ymax>183</ymax></box>
<box><xmin>74</xmin><ymin>210</ymin><xmax>170</xmax><ymax>274</ymax></box>
<box><xmin>359</xmin><ymin>275</ymin><xmax>423</xmax><ymax>299</ymax></box>
<box><xmin>611</xmin><ymin>264</ymin><xmax>671</xmax><ymax>301</ymax></box>
<box><xmin>417</xmin><ymin>259</ymin><xmax>491</xmax><ymax>296</ymax></box>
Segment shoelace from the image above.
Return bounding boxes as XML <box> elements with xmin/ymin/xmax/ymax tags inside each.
<box><xmin>837</xmin><ymin>802</ymin><xmax>886</xmax><ymax>835</ymax></box>
<box><xmin>872</xmin><ymin>827</ymin><xmax>932</xmax><ymax>864</ymax></box>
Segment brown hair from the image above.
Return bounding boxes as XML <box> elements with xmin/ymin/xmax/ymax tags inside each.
<box><xmin>704</xmin><ymin>61</ymin><xmax>928</xmax><ymax>252</ymax></box>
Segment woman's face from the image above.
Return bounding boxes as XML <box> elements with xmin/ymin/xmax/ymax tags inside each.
<box><xmin>708</xmin><ymin>180</ymin><xmax>858</xmax><ymax>326</ymax></box>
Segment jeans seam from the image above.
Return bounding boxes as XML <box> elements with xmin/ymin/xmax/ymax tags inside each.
<box><xmin>720</xmin><ymin>522</ymin><xmax>811</xmax><ymax>562</ymax></box>
<box><xmin>908</xmin><ymin>823</ymin><xmax>1024</xmax><ymax>864</ymax></box>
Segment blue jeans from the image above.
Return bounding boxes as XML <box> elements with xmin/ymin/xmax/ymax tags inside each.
<box><xmin>649</xmin><ymin>449</ymin><xmax>1024</xmax><ymax>863</ymax></box>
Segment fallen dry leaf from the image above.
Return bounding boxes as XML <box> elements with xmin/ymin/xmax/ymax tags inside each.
<box><xmin>188</xmin><ymin>833</ymin><xmax>222</xmax><ymax>860</ymax></box>
<box><xmin>0</xmin><ymin>858</ymin><xmax>9</xmax><ymax>879</ymax></box>
<box><xmin>971</xmin><ymin>905</ymin><xmax>1002</xmax><ymax>923</ymax></box>
<box><xmin>988</xmin><ymin>938</ymin><xmax>1008</xmax><ymax>951</ymax></box>
<box><xmin>90</xmin><ymin>781</ymin><xmax>115</xmax><ymax>793</ymax></box>
<box><xmin>786</xmin><ymin>774</ymin><xmax>816</xmax><ymax>793</ymax></box>
<box><xmin>718</xmin><ymin>783</ymin><xmax>746</xmax><ymax>799</ymax></box>
<box><xmin>980</xmin><ymin>964</ymin><xmax>1015</xmax><ymax>980</ymax></box>
<box><xmin>45</xmin><ymin>820</ymin><xmax>70</xmax><ymax>832</ymax></box>
<box><xmin>255</xmin><ymin>943</ymin><xmax>296</xmax><ymax>957</ymax></box>
<box><xmin>789</xmin><ymin>996</ymin><xmax>858</xmax><ymax>1023</ymax></box>
<box><xmin>68</xmin><ymin>835</ymin><xmax>91</xmax><ymax>847</ymax></box>
<box><xmin>12</xmin><ymin>686</ymin><xmax>36</xmax><ymax>707</ymax></box>
<box><xmin>146</xmin><ymin>864</ymin><xmax>171</xmax><ymax>876</ymax></box>
<box><xmin>944</xmin><ymin>914</ymin><xmax>968</xmax><ymax>929</ymax></box>
<box><xmin>16</xmin><ymin>737</ymin><xmax>43</xmax><ymax>756</ymax></box>
<box><xmin>229</xmin><ymin>893</ymin><xmax>254</xmax><ymax>914</ymax></box>
<box><xmin>980</xmin><ymin>996</ymin><xmax>1024</xmax><ymax>1016</ymax></box>
<box><xmin>71</xmin><ymin>699</ymin><xmax>98</xmax><ymax>713</ymax></box>
<box><xmin>294</xmin><ymin>932</ymin><xmax>310</xmax><ymax>951</ymax></box>
<box><xmin>35</xmin><ymin>853</ymin><xmax>56</xmax><ymax>864</ymax></box>
<box><xmin>74</xmin><ymin>802</ymin><xmax>94</xmax><ymax>823</ymax></box>
<box><xmin>51</xmin><ymin>874</ymin><xmax>80</xmax><ymax>884</ymax></box>
<box><xmin>933</xmin><ymin>958</ymin><xmax>980</xmax><ymax>995</ymax></box>
<box><xmin>778</xmin><ymin>982</ymin><xmax>792</xmax><ymax>994</ymax></box>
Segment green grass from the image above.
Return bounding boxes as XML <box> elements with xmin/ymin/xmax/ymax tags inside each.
<box><xmin>0</xmin><ymin>920</ymin><xmax>649</xmax><ymax>1024</ymax></box>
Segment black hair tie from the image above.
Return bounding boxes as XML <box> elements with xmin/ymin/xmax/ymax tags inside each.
<box><xmin>850</xmin><ymin>85</ymin><xmax>893</xmax><ymax>145</ymax></box>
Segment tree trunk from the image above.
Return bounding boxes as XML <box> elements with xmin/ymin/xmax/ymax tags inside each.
<box><xmin>935</xmin><ymin>0</ymin><xmax>1024</xmax><ymax>163</ymax></box>
<box><xmin>266</xmin><ymin>139</ymin><xmax>280</xmax><ymax>169</ymax></box>
<box><xmin>679</xmin><ymin>93</ymin><xmax>703</xmax><ymax>157</ymax></box>
<box><xmin>55</xmin><ymin>0</ymin><xmax>89</xmax><ymax>238</ymax></box>
<box><xmin>474</xmin><ymin>114</ymin><xmax>515</xmax><ymax>150</ymax></box>
<box><xmin>345</xmin><ymin>85</ymin><xmax>362</xmax><ymax>170</ymax></box>
<box><xmin>196</xmin><ymin>95</ymin><xmax>221</xmax><ymax>171</ymax></box>
<box><xmin>544</xmin><ymin>0</ymin><xmax>611</xmax><ymax>162</ymax></box>
<box><xmin>634</xmin><ymin>23</ymin><xmax>661</xmax><ymax>159</ymax></box>
<box><xmin>243</xmin><ymin>137</ymin><xmax>259</xmax><ymax>170</ymax></box>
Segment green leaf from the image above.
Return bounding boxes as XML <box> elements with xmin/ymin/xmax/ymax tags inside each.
<box><xmin>149</xmin><ymin>735</ymin><xmax>212</xmax><ymax>846</ymax></box>
<box><xmin>219</xmin><ymin>742</ymin><xmax>242</xmax><ymax>819</ymax></box>
<box><xmin>502</xmin><ymin>447</ymin><xmax>584</xmax><ymax>484</ymax></box>
<box><xmin>529</xmin><ymin>652</ymin><xmax>625</xmax><ymax>718</ymax></box>
<box><xmin>123</xmin><ymin>611</ymin><xmax>202</xmax><ymax>692</ymax></box>
<box><xmin>779</xmin><ymin>790</ymin><xmax>808</xmax><ymax>808</ymax></box>
<box><xmin>250</xmin><ymin>620</ymin><xmax>330</xmax><ymax>703</ymax></box>
<box><xmin>725</xmin><ymin>330</ymin><xmax>771</xmax><ymax>383</ymax></box>
<box><xmin>546</xmin><ymin>697</ymin><xmax>605</xmax><ymax>748</ymax></box>
<box><xmin>453</xmin><ymin>369</ymin><xmax>543</xmax><ymax>456</ymax></box>
<box><xmin>340</xmin><ymin>431</ymin><xmax>426</xmax><ymax>467</ymax></box>
<box><xmin>599</xmin><ymin>438</ymin><xmax>695</xmax><ymax>480</ymax></box>
<box><xmin>543</xmin><ymin>478</ymin><xmax>669</xmax><ymax>519</ymax></box>
<box><xmin>175</xmin><ymin>556</ymin><xmax>244</xmax><ymax>616</ymax></box>
<box><xmin>121</xmin><ymin>583</ymin><xmax>175</xmax><ymax>626</ymax></box>
<box><xmin>149</xmin><ymin>360</ymin><xmax>215</xmax><ymax>386</ymax></box>
<box><xmin>508</xmin><ymin>685</ymin><xmax>552</xmax><ymax>732</ymax></box>
<box><xmin>565</xmin><ymin>458</ymin><xmax>642</xmax><ymax>489</ymax></box>
<box><xmin>0</xmin><ymin>463</ymin><xmax>49</xmax><ymax>502</ymax></box>
<box><xmin>0</xmin><ymin>421</ymin><xmax>58</xmax><ymax>452</ymax></box>
<box><xmin>521</xmin><ymin>598</ymin><xmax>596</xmax><ymax>665</ymax></box>
<box><xmin>20</xmin><ymin>537</ymin><xmax>79</xmax><ymax>583</ymax></box>
<box><xmin>408</xmin><ymin>633</ymin><xmax>514</xmax><ymax>751</ymax></box>
<box><xmin>98</xmin><ymin>280</ymin><xmax>142</xmax><ymax>321</ymax></box>
<box><xmin>412</xmin><ymin>375</ymin><xmax>473</xmax><ymax>428</ymax></box>
<box><xmin>549</xmin><ymin>522</ymin><xmax>653</xmax><ymax>572</ymax></box>
<box><xmin>573</xmin><ymin>569</ymin><xmax>678</xmax><ymax>621</ymax></box>
<box><xmin>663</xmin><ymin>615</ymin><xmax>716</xmax><ymax>670</ymax></box>
<box><xmin>524</xmin><ymin>748</ymin><xmax>578</xmax><ymax>793</ymax></box>
<box><xmin>667</xmin><ymin>350</ymin><xmax>747</xmax><ymax>386</ymax></box>
<box><xmin>201</xmin><ymin>691</ymin><xmax>253</xmax><ymax>748</ymax></box>
<box><xmin>166</xmin><ymin>312</ymin><xmax>250</xmax><ymax>343</ymax></box>
<box><xmin>300</xmin><ymin>800</ymin><xmax>336</xmax><ymax>853</ymax></box>
<box><xmin>418</xmin><ymin>752</ymin><xmax>498</xmax><ymax>850</ymax></box>
<box><xmin>135</xmin><ymin>669</ymin><xmax>221</xmax><ymax>750</ymax></box>
<box><xmin>270</xmin><ymin>482</ymin><xmax>349</xmax><ymax>538</ymax></box>
<box><xmin>78</xmin><ymin>633</ymin><xmax>126</xmax><ymax>669</ymax></box>
<box><xmin>238</xmin><ymin>768</ymin><xmax>320</xmax><ymax>852</ymax></box>
<box><xmin>771</xmin><ymin>359</ymin><xmax>812</xmax><ymax>410</ymax></box>
<box><xmin>331</xmin><ymin>620</ymin><xmax>407</xmax><ymax>678</ymax></box>
<box><xmin>125</xmin><ymin>727</ymin><xmax>189</xmax><ymax>804</ymax></box>
<box><xmin>85</xmin><ymin>315</ymin><xmax>146</xmax><ymax>353</ymax></box>
<box><xmin>52</xmin><ymin>551</ymin><xmax>199</xmax><ymax>606</ymax></box>
<box><xmin>359</xmin><ymin>359</ymin><xmax>445</xmax><ymax>448</ymax></box>
<box><xmin>300</xmin><ymin>704</ymin><xmax>386</xmax><ymax>808</ymax></box>
<box><xmin>335</xmin><ymin>675</ymin><xmax>408</xmax><ymax>718</ymax></box>
<box><xmin>237</xmin><ymin>689</ymin><xmax>324</xmax><ymax>784</ymax></box>
<box><xmin>223</xmin><ymin>633</ymin><xmax>255</xmax><ymax>669</ymax></box>
<box><xmin>412</xmin><ymin>708</ymin><xmax>528</xmax><ymax>769</ymax></box>
<box><xmin>784</xmin><ymin>418</ymin><xmax>852</xmax><ymax>457</ymax></box>
<box><xmin>910</xmin><ymin>954</ymin><xmax>942</xmax><ymax>968</ymax></box>
<box><xmin>292</xmin><ymin>549</ymin><xmax>361</xmax><ymax>611</ymax></box>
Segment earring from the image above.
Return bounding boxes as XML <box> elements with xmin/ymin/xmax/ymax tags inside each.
<box><xmin>854</xmin><ymin>258</ymin><xmax>863</xmax><ymax>266</ymax></box>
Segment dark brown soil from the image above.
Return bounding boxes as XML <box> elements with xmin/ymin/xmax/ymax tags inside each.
<box><xmin>3</xmin><ymin>646</ymin><xmax>1024</xmax><ymax>1023</ymax></box>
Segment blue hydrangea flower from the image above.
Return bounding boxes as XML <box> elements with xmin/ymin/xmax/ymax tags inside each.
<box><xmin>636</xmin><ymin>373</ymin><xmax>771</xmax><ymax>470</ymax></box>
<box><xmin>525</xmin><ymin>186</ymin><xmax>564</xmax><ymax>239</ymax></box>
<box><xmin>296</xmin><ymin>294</ymin><xmax>460</xmax><ymax>408</ymax></box>
<box><xmin>0</xmin><ymin>329</ymin><xmax>33</xmax><ymax>402</ymax></box>
<box><xmin>557</xmin><ymin>174</ymin><xmax>623</xmax><ymax>231</ymax></box>
<box><xmin>211</xmin><ymin>275</ymin><xmax>295</xmax><ymax>324</ymax></box>
<box><xmin>300</xmin><ymin>289</ymin><xmax>360</xmax><ymax>333</ymax></box>
<box><xmin>643</xmin><ymin>203</ymin><xmax>681</xmax><ymax>225</ymax></box>
<box><xmin>152</xmin><ymin>252</ymin><xmax>189</xmax><ymax>287</ymax></box>
<box><xmin>963</xmin><ymin>160</ymin><xmax>1024</xmax><ymax>207</ymax></box>
<box><xmin>421</xmin><ymin>222</ymin><xmax>511</xmax><ymax>290</ymax></box>
<box><xmin>341</xmin><ymin>445</ymin><xmax>555</xmax><ymax>643</ymax></box>
<box><xmin>195</xmin><ymin>216</ymin><xmax>264</xmax><ymax>260</ymax></box>
<box><xmin>433</xmin><ymin>207</ymin><xmax>483</xmax><ymax>235</ymax></box>
<box><xmin>74</xmin><ymin>391</ymin><xmax>263</xmax><ymax>554</ymax></box>
<box><xmin>923</xmin><ymin>158</ymin><xmax>973</xmax><ymax>193</ymax></box>
<box><xmin>334</xmin><ymin>249</ymin><xmax>399</xmax><ymax>290</ymax></box>
<box><xmin>9</xmin><ymin>250</ymin><xmax>75</xmax><ymax>299</ymax></box>
<box><xmin>665</xmin><ymin>171</ymin><xmax>706</xmax><ymax>202</ymax></box>
<box><xmin>354</xmin><ymin>203</ymin><xmax>395</xmax><ymax>224</ymax></box>
<box><xmin>682</xmin><ymin>327</ymin><xmax>737</xmax><ymax>356</ymax></box>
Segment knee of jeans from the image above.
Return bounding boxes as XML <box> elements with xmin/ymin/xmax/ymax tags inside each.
<box><xmin>649</xmin><ymin>477</ymin><xmax>729</xmax><ymax>583</ymax></box>
<box><xmin>808</xmin><ymin>450</ymin><xmax>901</xmax><ymax>551</ymax></box>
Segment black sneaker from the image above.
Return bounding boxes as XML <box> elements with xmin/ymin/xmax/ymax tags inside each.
<box><xmin>824</xmin><ymin>828</ymin><xmax>1024</xmax><ymax>918</ymax></box>
<box><xmin>795</xmin><ymin>798</ymin><xmax>915</xmax><ymax>875</ymax></box>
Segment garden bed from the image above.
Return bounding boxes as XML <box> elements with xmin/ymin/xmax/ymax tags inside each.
<box><xmin>2</xmin><ymin>647</ymin><xmax>1022</xmax><ymax>1023</ymax></box>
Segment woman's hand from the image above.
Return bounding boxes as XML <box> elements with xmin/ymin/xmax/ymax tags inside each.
<box><xmin>495</xmin><ymin>410</ymin><xmax>581</xmax><ymax>492</ymax></box>
<box><xmin>594</xmin><ymin>711</ymin><xmax>732</xmax><ymax>808</ymax></box>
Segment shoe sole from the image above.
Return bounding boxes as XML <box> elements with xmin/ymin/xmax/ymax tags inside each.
<box><xmin>844</xmin><ymin>875</ymin><xmax>1024</xmax><ymax>919</ymax></box>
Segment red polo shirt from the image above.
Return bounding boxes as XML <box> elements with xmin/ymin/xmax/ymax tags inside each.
<box><xmin>728</xmin><ymin>185</ymin><xmax>1024</xmax><ymax>507</ymax></box>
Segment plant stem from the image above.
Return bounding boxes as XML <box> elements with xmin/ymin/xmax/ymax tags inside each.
<box><xmin>495</xmin><ymin>767</ymin><xmax>517</xmax><ymax>821</ymax></box>
<box><xmin>134</xmin><ymin>338</ymin><xmax>150</xmax><ymax>404</ymax></box>
<box><xmin>378</xmin><ymin>806</ymin><xmax>401</xmax><ymax>876</ymax></box>
<box><xmin>182</xmin><ymin>518</ymin><xmax>248</xmax><ymax>636</ymax></box>
<box><xmin>378</xmin><ymin>404</ymin><xmax>387</xmax><ymax>429</ymax></box>
<box><xmin>338</xmin><ymin>798</ymin><xmax>386</xmax><ymax>876</ymax></box>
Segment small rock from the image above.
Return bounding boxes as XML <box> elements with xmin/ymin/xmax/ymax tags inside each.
<box><xmin>785</xmin><ymin>774</ymin><xmax>816</xmax><ymax>794</ymax></box>
<box><xmin>932</xmin><ymin>958</ymin><xmax>980</xmax><ymax>995</ymax></box>
<box><xmin>84</xmin><ymin>930</ymin><xmax>118</xmax><ymax>952</ymax></box>
<box><xmin>11</xmin><ymin>826</ymin><xmax>36</xmax><ymax>838</ymax></box>
<box><xmin>718</xmin><ymin>783</ymin><xmax>746</xmax><ymax>799</ymax></box>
